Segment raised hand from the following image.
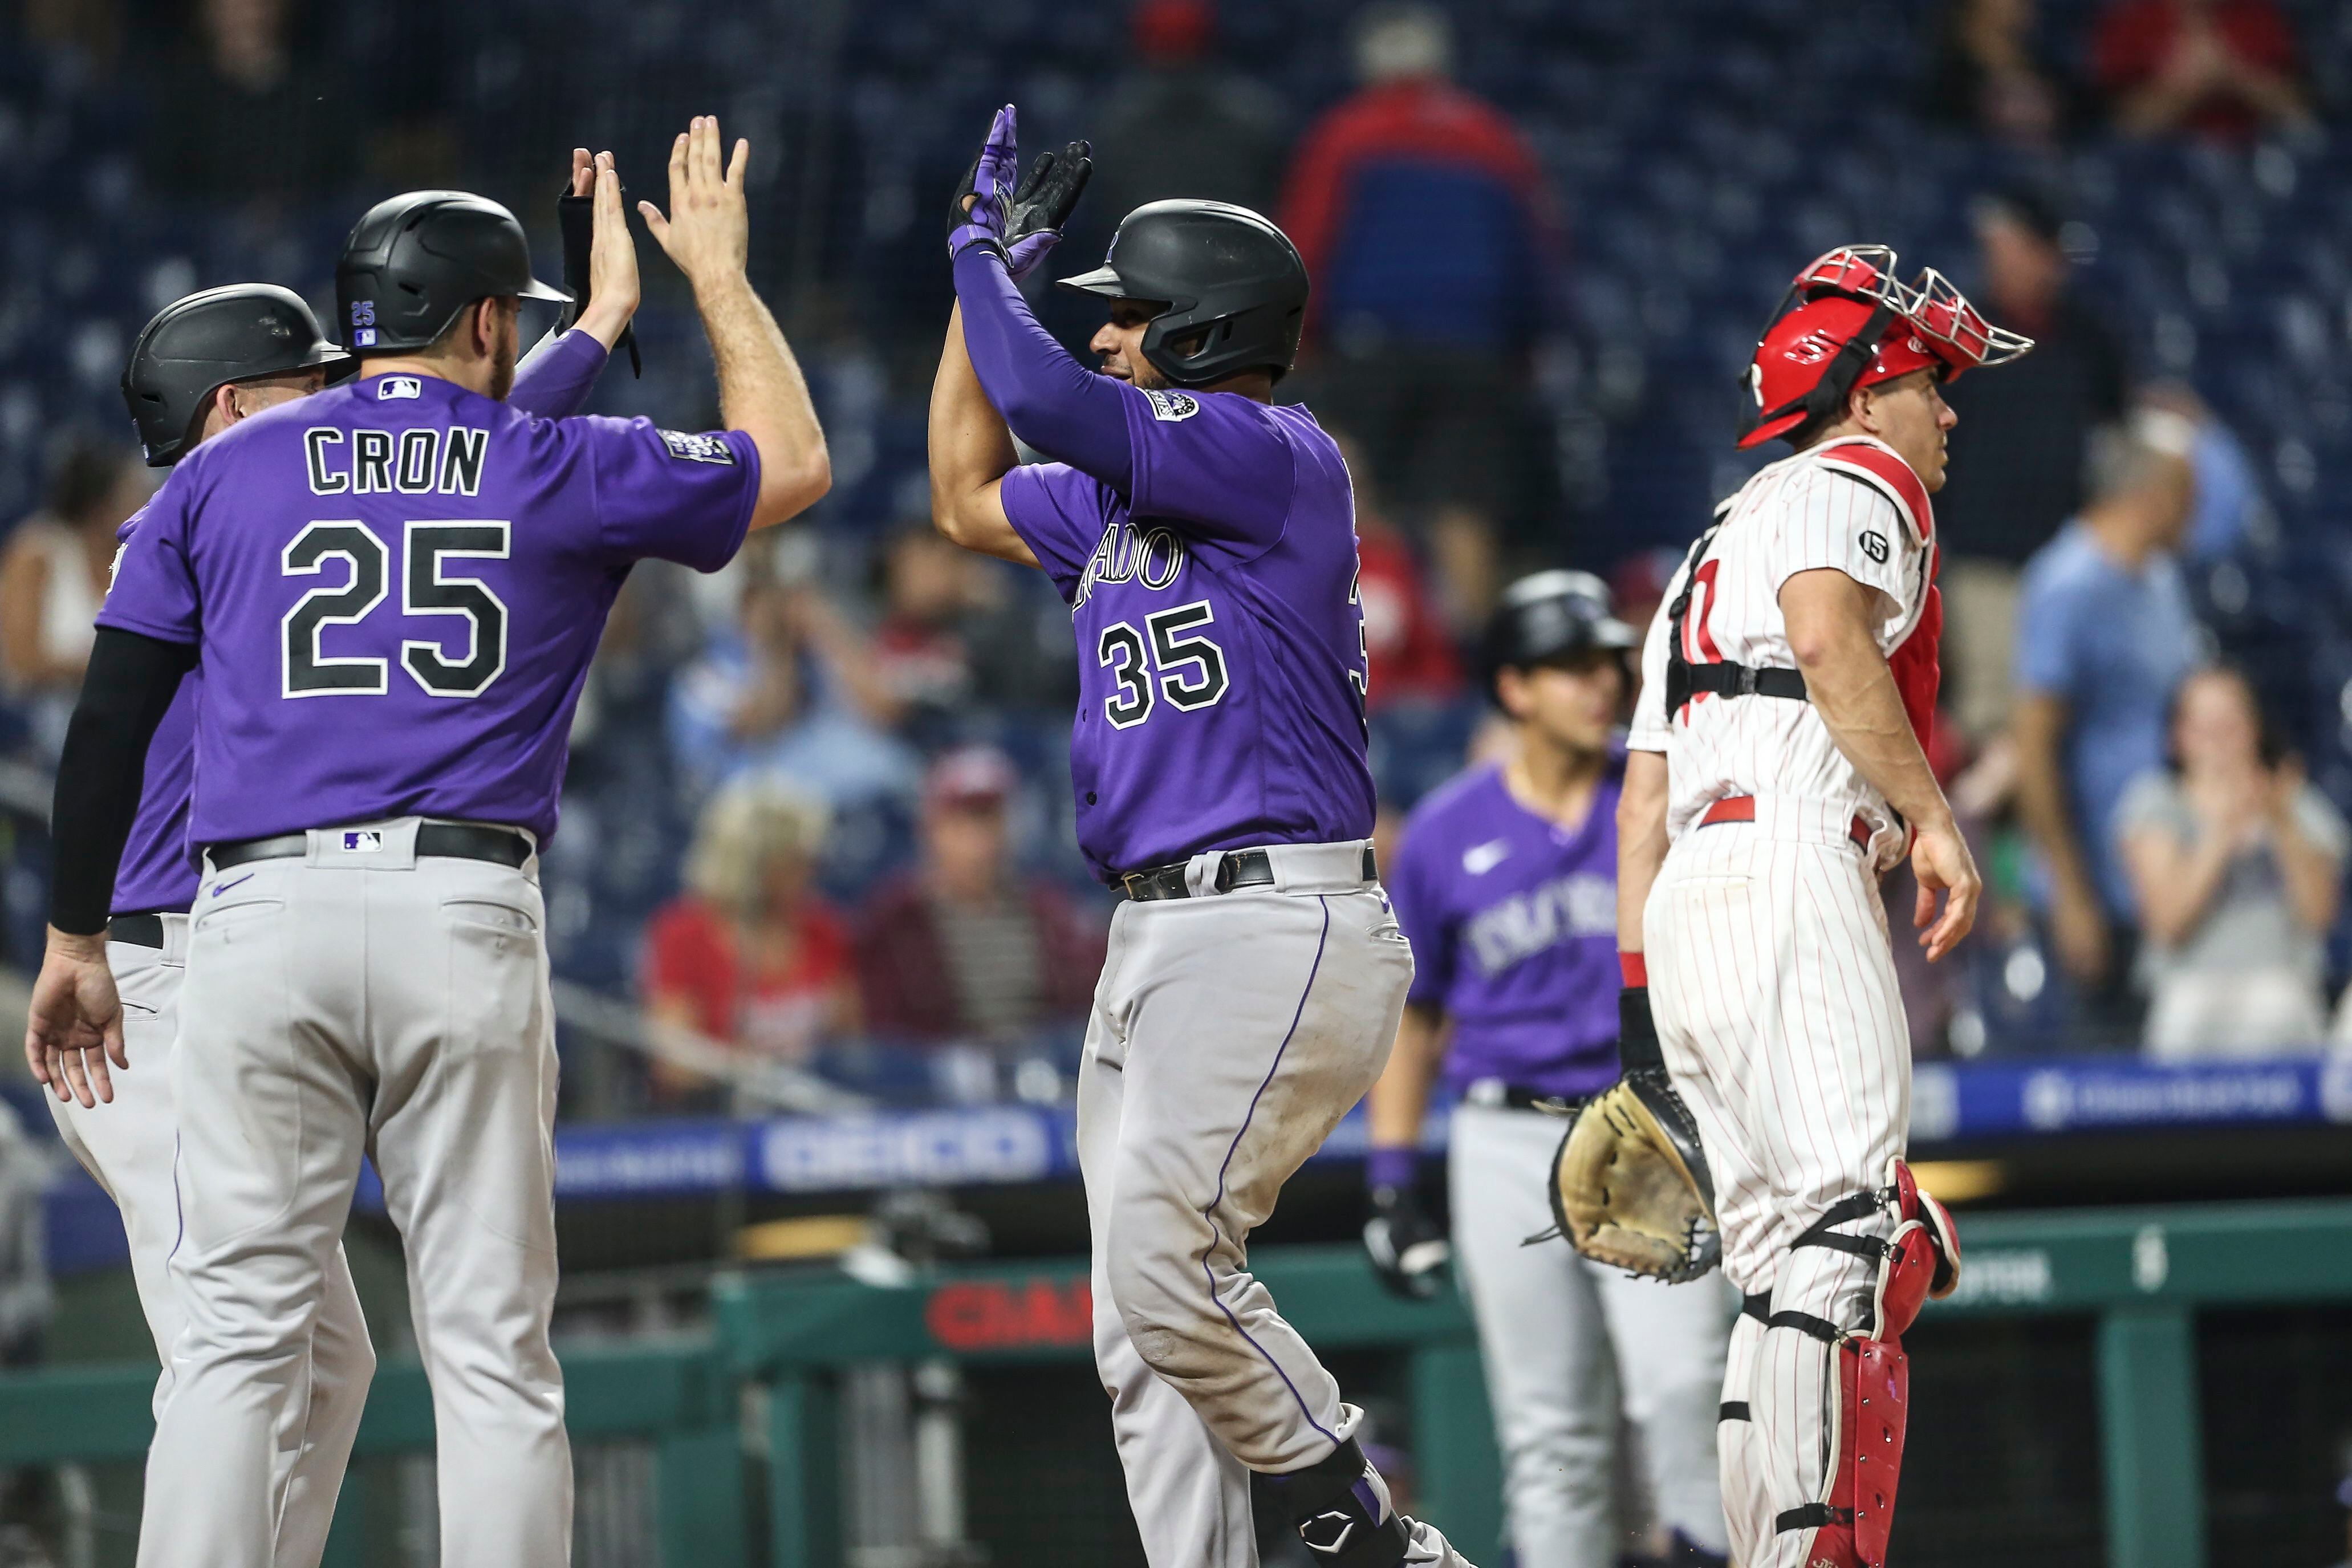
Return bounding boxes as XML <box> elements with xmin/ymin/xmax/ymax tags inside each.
<box><xmin>640</xmin><ymin>116</ymin><xmax>750</xmax><ymax>294</ymax></box>
<box><xmin>1004</xmin><ymin>140</ymin><xmax>1092</xmax><ymax>282</ymax></box>
<box><xmin>947</xmin><ymin>104</ymin><xmax>1022</xmax><ymax>262</ymax></box>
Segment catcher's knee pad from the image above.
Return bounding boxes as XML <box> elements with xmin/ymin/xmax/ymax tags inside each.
<box><xmin>1755</xmin><ymin>1160</ymin><xmax>1961</xmax><ymax>1568</ymax></box>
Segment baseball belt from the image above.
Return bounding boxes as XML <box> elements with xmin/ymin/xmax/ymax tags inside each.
<box><xmin>108</xmin><ymin>911</ymin><xmax>174</xmax><ymax>949</ymax></box>
<box><xmin>205</xmin><ymin>822</ymin><xmax>533</xmax><ymax>872</ymax></box>
<box><xmin>1119</xmin><ymin>844</ymin><xmax>1378</xmax><ymax>903</ymax></box>
<box><xmin>1697</xmin><ymin>794</ymin><xmax>1874</xmax><ymax>853</ymax></box>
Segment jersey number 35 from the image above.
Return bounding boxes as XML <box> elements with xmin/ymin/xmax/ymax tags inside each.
<box><xmin>1096</xmin><ymin>600</ymin><xmax>1229</xmax><ymax>730</ymax></box>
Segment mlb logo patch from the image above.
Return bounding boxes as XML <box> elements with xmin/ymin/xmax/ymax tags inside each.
<box><xmin>342</xmin><ymin>830</ymin><xmax>384</xmax><ymax>853</ymax></box>
<box><xmin>1143</xmin><ymin>388</ymin><xmax>1200</xmax><ymax>422</ymax></box>
<box><xmin>657</xmin><ymin>429</ymin><xmax>736</xmax><ymax>465</ymax></box>
<box><xmin>377</xmin><ymin>376</ymin><xmax>421</xmax><ymax>400</ymax></box>
<box><xmin>352</xmin><ymin>328</ymin><xmax>377</xmax><ymax>348</ymax></box>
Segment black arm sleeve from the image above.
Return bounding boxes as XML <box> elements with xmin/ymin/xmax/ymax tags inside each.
<box><xmin>48</xmin><ymin>628</ymin><xmax>196</xmax><ymax>935</ymax></box>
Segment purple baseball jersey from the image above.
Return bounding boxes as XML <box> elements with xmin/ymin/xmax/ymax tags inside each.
<box><xmin>1388</xmin><ymin>755</ymin><xmax>1627</xmax><ymax>1099</ymax></box>
<box><xmin>999</xmin><ymin>390</ymin><xmax>1374</xmax><ymax>879</ymax></box>
<box><xmin>107</xmin><ymin>332</ymin><xmax>618</xmax><ymax>913</ymax></box>
<box><xmin>99</xmin><ymin>359</ymin><xmax>756</xmax><ymax>849</ymax></box>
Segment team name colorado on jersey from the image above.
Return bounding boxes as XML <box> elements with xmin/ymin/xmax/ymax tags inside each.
<box><xmin>1629</xmin><ymin>436</ymin><xmax>1932</xmax><ymax>846</ymax></box>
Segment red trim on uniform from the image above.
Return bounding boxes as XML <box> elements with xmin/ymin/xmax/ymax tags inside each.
<box><xmin>1698</xmin><ymin>795</ymin><xmax>1874</xmax><ymax>852</ymax></box>
<box><xmin>1813</xmin><ymin>438</ymin><xmax>1933</xmax><ymax>543</ymax></box>
<box><xmin>1620</xmin><ymin>951</ymin><xmax>1648</xmax><ymax>988</ymax></box>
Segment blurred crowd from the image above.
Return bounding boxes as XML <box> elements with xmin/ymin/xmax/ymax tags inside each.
<box><xmin>5</xmin><ymin>0</ymin><xmax>2352</xmax><ymax>1117</ymax></box>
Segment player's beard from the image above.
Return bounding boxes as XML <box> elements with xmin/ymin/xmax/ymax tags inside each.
<box><xmin>489</xmin><ymin>331</ymin><xmax>517</xmax><ymax>402</ymax></box>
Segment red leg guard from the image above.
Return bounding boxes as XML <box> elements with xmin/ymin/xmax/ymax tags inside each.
<box><xmin>1793</xmin><ymin>1335</ymin><xmax>1910</xmax><ymax>1568</ymax></box>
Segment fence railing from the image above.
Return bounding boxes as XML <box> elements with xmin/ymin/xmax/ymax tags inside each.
<box><xmin>7</xmin><ymin>1200</ymin><xmax>2352</xmax><ymax>1567</ymax></box>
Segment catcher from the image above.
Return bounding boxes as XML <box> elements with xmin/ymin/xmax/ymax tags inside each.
<box><xmin>1566</xmin><ymin>246</ymin><xmax>2001</xmax><ymax>1568</ymax></box>
<box><xmin>1368</xmin><ymin>571</ymin><xmax>1736</xmax><ymax>1568</ymax></box>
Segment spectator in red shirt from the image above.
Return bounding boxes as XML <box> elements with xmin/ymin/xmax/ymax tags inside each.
<box><xmin>1331</xmin><ymin>429</ymin><xmax>1463</xmax><ymax>705</ymax></box>
<box><xmin>854</xmin><ymin>748</ymin><xmax>1106</xmax><ymax>1045</ymax></box>
<box><xmin>641</xmin><ymin>782</ymin><xmax>858</xmax><ymax>1102</ymax></box>
<box><xmin>2094</xmin><ymin>0</ymin><xmax>2310</xmax><ymax>140</ymax></box>
<box><xmin>1280</xmin><ymin>2</ymin><xmax>1562</xmax><ymax>623</ymax></box>
<box><xmin>868</xmin><ymin>523</ymin><xmax>981</xmax><ymax>736</ymax></box>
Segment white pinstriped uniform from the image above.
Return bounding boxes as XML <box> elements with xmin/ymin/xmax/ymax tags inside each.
<box><xmin>1628</xmin><ymin>435</ymin><xmax>1933</xmax><ymax>1568</ymax></box>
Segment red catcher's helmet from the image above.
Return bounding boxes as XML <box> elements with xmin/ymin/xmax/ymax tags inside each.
<box><xmin>1736</xmin><ymin>245</ymin><xmax>2034</xmax><ymax>450</ymax></box>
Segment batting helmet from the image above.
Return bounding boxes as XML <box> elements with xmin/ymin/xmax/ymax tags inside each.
<box><xmin>335</xmin><ymin>190</ymin><xmax>567</xmax><ymax>356</ymax></box>
<box><xmin>1059</xmin><ymin>200</ymin><xmax>1309</xmax><ymax>387</ymax></box>
<box><xmin>120</xmin><ymin>285</ymin><xmax>350</xmax><ymax>467</ymax></box>
<box><xmin>1482</xmin><ymin>570</ymin><xmax>1636</xmax><ymax>704</ymax></box>
<box><xmin>1737</xmin><ymin>245</ymin><xmax>2033</xmax><ymax>450</ymax></box>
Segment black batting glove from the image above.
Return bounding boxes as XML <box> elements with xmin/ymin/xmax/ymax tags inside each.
<box><xmin>1363</xmin><ymin>1182</ymin><xmax>1451</xmax><ymax>1301</ymax></box>
<box><xmin>558</xmin><ymin>178</ymin><xmax>639</xmax><ymax>376</ymax></box>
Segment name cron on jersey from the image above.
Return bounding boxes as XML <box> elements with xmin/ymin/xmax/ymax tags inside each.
<box><xmin>1071</xmin><ymin>518</ymin><xmax>1191</xmax><ymax>609</ymax></box>
<box><xmin>1464</xmin><ymin>872</ymin><xmax>1615</xmax><ymax>977</ymax></box>
<box><xmin>302</xmin><ymin>426</ymin><xmax>489</xmax><ymax>497</ymax></box>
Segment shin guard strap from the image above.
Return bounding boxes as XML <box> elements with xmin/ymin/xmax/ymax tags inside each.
<box><xmin>1776</xmin><ymin>1503</ymin><xmax>1855</xmax><ymax>1533</ymax></box>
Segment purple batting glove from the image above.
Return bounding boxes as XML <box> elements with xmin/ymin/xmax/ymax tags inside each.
<box><xmin>947</xmin><ymin>104</ymin><xmax>1019</xmax><ymax>262</ymax></box>
<box><xmin>1005</xmin><ymin>230</ymin><xmax>1060</xmax><ymax>282</ymax></box>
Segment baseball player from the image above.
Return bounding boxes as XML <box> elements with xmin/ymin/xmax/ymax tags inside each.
<box><xmin>34</xmin><ymin>151</ymin><xmax>633</xmax><ymax>1568</ymax></box>
<box><xmin>928</xmin><ymin>107</ymin><xmax>1471</xmax><ymax>1567</ymax></box>
<box><xmin>1618</xmin><ymin>247</ymin><xmax>2028</xmax><ymax>1568</ymax></box>
<box><xmin>26</xmin><ymin>121</ymin><xmax>830</xmax><ymax>1567</ymax></box>
<box><xmin>1365</xmin><ymin>571</ymin><xmax>1734</xmax><ymax>1568</ymax></box>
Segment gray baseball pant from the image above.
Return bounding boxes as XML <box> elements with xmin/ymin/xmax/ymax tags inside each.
<box><xmin>136</xmin><ymin>820</ymin><xmax>569</xmax><ymax>1568</ymax></box>
<box><xmin>1078</xmin><ymin>842</ymin><xmax>1412</xmax><ymax>1568</ymax></box>
<box><xmin>1448</xmin><ymin>1102</ymin><xmax>1735</xmax><ymax>1568</ymax></box>
<box><xmin>50</xmin><ymin>916</ymin><xmax>375</xmax><ymax>1568</ymax></box>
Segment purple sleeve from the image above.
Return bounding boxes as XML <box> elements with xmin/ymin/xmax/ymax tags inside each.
<box><xmin>509</xmin><ymin>330</ymin><xmax>610</xmax><ymax>421</ymax></box>
<box><xmin>999</xmin><ymin>463</ymin><xmax>1112</xmax><ymax>602</ymax></box>
<box><xmin>1122</xmin><ymin>391</ymin><xmax>1294</xmax><ymax>553</ymax></box>
<box><xmin>94</xmin><ymin>469</ymin><xmax>198</xmax><ymax>645</ymax></box>
<box><xmin>583</xmin><ymin>418</ymin><xmax>761</xmax><ymax>572</ymax></box>
<box><xmin>1389</xmin><ymin>817</ymin><xmax>1455</xmax><ymax>1011</ymax></box>
<box><xmin>953</xmin><ymin>247</ymin><xmax>1132</xmax><ymax>487</ymax></box>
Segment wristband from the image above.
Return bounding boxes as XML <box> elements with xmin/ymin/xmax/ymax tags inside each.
<box><xmin>1366</xmin><ymin>1147</ymin><xmax>1420</xmax><ymax>1194</ymax></box>
<box><xmin>1619</xmin><ymin>950</ymin><xmax>1647</xmax><ymax>987</ymax></box>
<box><xmin>1618</xmin><ymin>985</ymin><xmax>1666</xmax><ymax>1075</ymax></box>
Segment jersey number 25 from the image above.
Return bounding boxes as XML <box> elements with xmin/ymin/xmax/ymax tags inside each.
<box><xmin>281</xmin><ymin>519</ymin><xmax>510</xmax><ymax>699</ymax></box>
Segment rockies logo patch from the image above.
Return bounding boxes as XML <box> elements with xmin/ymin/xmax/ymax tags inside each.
<box><xmin>658</xmin><ymin>429</ymin><xmax>736</xmax><ymax>465</ymax></box>
<box><xmin>1143</xmin><ymin>388</ymin><xmax>1200</xmax><ymax>422</ymax></box>
<box><xmin>1859</xmin><ymin>529</ymin><xmax>1890</xmax><ymax>564</ymax></box>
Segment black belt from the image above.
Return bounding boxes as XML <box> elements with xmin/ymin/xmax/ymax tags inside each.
<box><xmin>1467</xmin><ymin>1082</ymin><xmax>1585</xmax><ymax>1114</ymax></box>
<box><xmin>206</xmin><ymin>823</ymin><xmax>532</xmax><ymax>872</ymax></box>
<box><xmin>1119</xmin><ymin>845</ymin><xmax>1376</xmax><ymax>903</ymax></box>
<box><xmin>108</xmin><ymin>911</ymin><xmax>176</xmax><ymax>949</ymax></box>
<box><xmin>1684</xmin><ymin>660</ymin><xmax>1807</xmax><ymax>702</ymax></box>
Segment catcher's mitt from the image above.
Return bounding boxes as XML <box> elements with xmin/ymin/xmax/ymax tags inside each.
<box><xmin>1542</xmin><ymin>1072</ymin><xmax>1721</xmax><ymax>1282</ymax></box>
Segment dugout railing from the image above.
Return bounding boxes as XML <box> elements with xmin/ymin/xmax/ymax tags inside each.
<box><xmin>5</xmin><ymin>1199</ymin><xmax>2350</xmax><ymax>1566</ymax></box>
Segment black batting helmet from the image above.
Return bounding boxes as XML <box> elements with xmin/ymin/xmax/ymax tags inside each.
<box><xmin>1059</xmin><ymin>200</ymin><xmax>1309</xmax><ymax>387</ymax></box>
<box><xmin>1482</xmin><ymin>570</ymin><xmax>1638</xmax><ymax>705</ymax></box>
<box><xmin>120</xmin><ymin>285</ymin><xmax>350</xmax><ymax>467</ymax></box>
<box><xmin>335</xmin><ymin>190</ymin><xmax>567</xmax><ymax>356</ymax></box>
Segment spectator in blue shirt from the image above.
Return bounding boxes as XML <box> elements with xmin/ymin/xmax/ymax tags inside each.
<box><xmin>2012</xmin><ymin>407</ymin><xmax>2202</xmax><ymax>1039</ymax></box>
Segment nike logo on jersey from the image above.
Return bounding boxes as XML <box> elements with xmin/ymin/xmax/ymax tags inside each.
<box><xmin>1461</xmin><ymin>839</ymin><xmax>1511</xmax><ymax>875</ymax></box>
<box><xmin>210</xmin><ymin>874</ymin><xmax>255</xmax><ymax>898</ymax></box>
